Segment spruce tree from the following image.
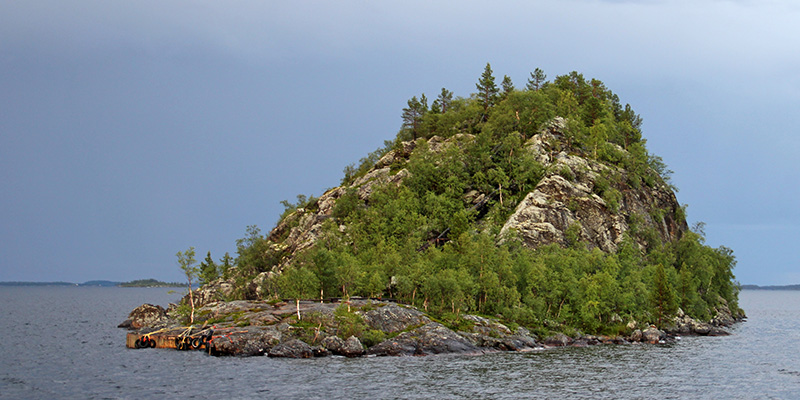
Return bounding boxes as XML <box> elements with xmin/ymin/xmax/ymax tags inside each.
<box><xmin>501</xmin><ymin>75</ymin><xmax>514</xmax><ymax>99</ymax></box>
<box><xmin>199</xmin><ymin>251</ymin><xmax>219</xmax><ymax>285</ymax></box>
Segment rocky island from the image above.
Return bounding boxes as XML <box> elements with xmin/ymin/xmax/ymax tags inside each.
<box><xmin>121</xmin><ymin>65</ymin><xmax>744</xmax><ymax>357</ymax></box>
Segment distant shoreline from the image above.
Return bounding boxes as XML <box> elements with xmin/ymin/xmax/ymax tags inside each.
<box><xmin>740</xmin><ymin>284</ymin><xmax>800</xmax><ymax>291</ymax></box>
<box><xmin>0</xmin><ymin>279</ymin><xmax>185</xmax><ymax>288</ymax></box>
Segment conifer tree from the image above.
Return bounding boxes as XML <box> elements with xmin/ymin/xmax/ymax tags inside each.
<box><xmin>432</xmin><ymin>87</ymin><xmax>453</xmax><ymax>114</ymax></box>
<box><xmin>476</xmin><ymin>63</ymin><xmax>499</xmax><ymax>120</ymax></box>
<box><xmin>402</xmin><ymin>94</ymin><xmax>428</xmax><ymax>140</ymax></box>
<box><xmin>501</xmin><ymin>75</ymin><xmax>514</xmax><ymax>99</ymax></box>
<box><xmin>651</xmin><ymin>264</ymin><xmax>677</xmax><ymax>326</ymax></box>
<box><xmin>199</xmin><ymin>251</ymin><xmax>219</xmax><ymax>285</ymax></box>
<box><xmin>526</xmin><ymin>68</ymin><xmax>546</xmax><ymax>91</ymax></box>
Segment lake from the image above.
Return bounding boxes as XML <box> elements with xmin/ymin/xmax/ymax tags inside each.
<box><xmin>0</xmin><ymin>287</ymin><xmax>798</xmax><ymax>399</ymax></box>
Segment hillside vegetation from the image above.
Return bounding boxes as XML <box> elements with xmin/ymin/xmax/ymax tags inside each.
<box><xmin>194</xmin><ymin>64</ymin><xmax>740</xmax><ymax>335</ymax></box>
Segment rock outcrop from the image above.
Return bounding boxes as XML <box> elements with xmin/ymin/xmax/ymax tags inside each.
<box><xmin>119</xmin><ymin>304</ymin><xmax>167</xmax><ymax>330</ymax></box>
<box><xmin>500</xmin><ymin>128</ymin><xmax>686</xmax><ymax>253</ymax></box>
<box><xmin>363</xmin><ymin>304</ymin><xmax>430</xmax><ymax>333</ymax></box>
<box><xmin>123</xmin><ymin>298</ymin><xmax>730</xmax><ymax>357</ymax></box>
<box><xmin>268</xmin><ymin>339</ymin><xmax>313</xmax><ymax>358</ymax></box>
<box><xmin>368</xmin><ymin>322</ymin><xmax>480</xmax><ymax>356</ymax></box>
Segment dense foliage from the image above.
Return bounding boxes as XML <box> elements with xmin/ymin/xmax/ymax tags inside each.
<box><xmin>200</xmin><ymin>64</ymin><xmax>740</xmax><ymax>335</ymax></box>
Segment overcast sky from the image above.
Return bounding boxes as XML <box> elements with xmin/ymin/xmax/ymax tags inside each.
<box><xmin>1</xmin><ymin>0</ymin><xmax>798</xmax><ymax>285</ymax></box>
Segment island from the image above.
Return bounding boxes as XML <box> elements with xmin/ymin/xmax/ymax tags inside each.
<box><xmin>121</xmin><ymin>65</ymin><xmax>743</xmax><ymax>357</ymax></box>
<box><xmin>119</xmin><ymin>279</ymin><xmax>184</xmax><ymax>288</ymax></box>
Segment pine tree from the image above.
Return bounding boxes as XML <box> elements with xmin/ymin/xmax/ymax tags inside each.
<box><xmin>526</xmin><ymin>68</ymin><xmax>546</xmax><ymax>91</ymax></box>
<box><xmin>475</xmin><ymin>63</ymin><xmax>499</xmax><ymax>120</ymax></box>
<box><xmin>432</xmin><ymin>87</ymin><xmax>453</xmax><ymax>114</ymax></box>
<box><xmin>402</xmin><ymin>94</ymin><xmax>428</xmax><ymax>140</ymax></box>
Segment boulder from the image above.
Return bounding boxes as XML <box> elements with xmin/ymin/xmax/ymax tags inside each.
<box><xmin>320</xmin><ymin>336</ymin><xmax>346</xmax><ymax>354</ymax></box>
<box><xmin>544</xmin><ymin>332</ymin><xmax>571</xmax><ymax>347</ymax></box>
<box><xmin>363</xmin><ymin>304</ymin><xmax>430</xmax><ymax>333</ymax></box>
<box><xmin>366</xmin><ymin>336</ymin><xmax>419</xmax><ymax>357</ymax></box>
<box><xmin>692</xmin><ymin>322</ymin><xmax>712</xmax><ymax>336</ymax></box>
<box><xmin>340</xmin><ymin>336</ymin><xmax>365</xmax><ymax>357</ymax></box>
<box><xmin>630</xmin><ymin>329</ymin><xmax>643</xmax><ymax>342</ymax></box>
<box><xmin>311</xmin><ymin>346</ymin><xmax>330</xmax><ymax>357</ymax></box>
<box><xmin>124</xmin><ymin>304</ymin><xmax>167</xmax><ymax>330</ymax></box>
<box><xmin>642</xmin><ymin>327</ymin><xmax>664</xmax><ymax>344</ymax></box>
<box><xmin>268</xmin><ymin>339</ymin><xmax>313</xmax><ymax>358</ymax></box>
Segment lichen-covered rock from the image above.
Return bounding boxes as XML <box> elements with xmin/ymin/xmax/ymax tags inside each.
<box><xmin>368</xmin><ymin>322</ymin><xmax>479</xmax><ymax>356</ymax></box>
<box><xmin>463</xmin><ymin>314</ymin><xmax>512</xmax><ymax>336</ymax></box>
<box><xmin>500</xmin><ymin>125</ymin><xmax>686</xmax><ymax>253</ymax></box>
<box><xmin>210</xmin><ymin>326</ymin><xmax>282</xmax><ymax>356</ymax></box>
<box><xmin>268</xmin><ymin>339</ymin><xmax>313</xmax><ymax>358</ymax></box>
<box><xmin>363</xmin><ymin>304</ymin><xmax>430</xmax><ymax>333</ymax></box>
<box><xmin>191</xmin><ymin>278</ymin><xmax>235</xmax><ymax>308</ymax></box>
<box><xmin>123</xmin><ymin>304</ymin><xmax>167</xmax><ymax>330</ymax></box>
<box><xmin>461</xmin><ymin>332</ymin><xmax>539</xmax><ymax>351</ymax></box>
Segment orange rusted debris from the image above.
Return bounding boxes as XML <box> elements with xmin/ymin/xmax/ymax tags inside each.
<box><xmin>126</xmin><ymin>332</ymin><xmax>182</xmax><ymax>349</ymax></box>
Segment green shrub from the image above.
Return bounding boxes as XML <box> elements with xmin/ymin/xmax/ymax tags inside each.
<box><xmin>361</xmin><ymin>329</ymin><xmax>387</xmax><ymax>347</ymax></box>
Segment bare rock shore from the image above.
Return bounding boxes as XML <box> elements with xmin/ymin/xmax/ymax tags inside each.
<box><xmin>120</xmin><ymin>298</ymin><xmax>740</xmax><ymax>358</ymax></box>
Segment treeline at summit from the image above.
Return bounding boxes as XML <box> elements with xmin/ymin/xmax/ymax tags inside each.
<box><xmin>184</xmin><ymin>63</ymin><xmax>741</xmax><ymax>337</ymax></box>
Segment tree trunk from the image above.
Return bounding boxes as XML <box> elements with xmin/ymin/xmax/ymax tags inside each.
<box><xmin>188</xmin><ymin>281</ymin><xmax>195</xmax><ymax>324</ymax></box>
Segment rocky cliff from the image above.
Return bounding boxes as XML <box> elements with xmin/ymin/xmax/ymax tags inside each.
<box><xmin>500</xmin><ymin>118</ymin><xmax>686</xmax><ymax>253</ymax></box>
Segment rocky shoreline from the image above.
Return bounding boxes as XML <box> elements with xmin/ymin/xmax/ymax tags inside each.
<box><xmin>119</xmin><ymin>297</ymin><xmax>742</xmax><ymax>358</ymax></box>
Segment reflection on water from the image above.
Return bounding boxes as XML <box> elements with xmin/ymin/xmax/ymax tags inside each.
<box><xmin>0</xmin><ymin>288</ymin><xmax>798</xmax><ymax>399</ymax></box>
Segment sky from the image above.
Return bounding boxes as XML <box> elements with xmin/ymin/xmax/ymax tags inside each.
<box><xmin>1</xmin><ymin>0</ymin><xmax>798</xmax><ymax>285</ymax></box>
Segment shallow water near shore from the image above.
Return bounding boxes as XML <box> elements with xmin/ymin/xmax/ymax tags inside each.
<box><xmin>0</xmin><ymin>287</ymin><xmax>798</xmax><ymax>399</ymax></box>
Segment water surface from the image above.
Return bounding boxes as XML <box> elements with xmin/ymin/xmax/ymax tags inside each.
<box><xmin>0</xmin><ymin>287</ymin><xmax>797</xmax><ymax>399</ymax></box>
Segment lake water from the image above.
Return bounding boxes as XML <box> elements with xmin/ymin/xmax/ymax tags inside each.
<box><xmin>0</xmin><ymin>287</ymin><xmax>798</xmax><ymax>399</ymax></box>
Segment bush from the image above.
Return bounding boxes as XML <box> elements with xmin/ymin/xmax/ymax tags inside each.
<box><xmin>361</xmin><ymin>329</ymin><xmax>387</xmax><ymax>347</ymax></box>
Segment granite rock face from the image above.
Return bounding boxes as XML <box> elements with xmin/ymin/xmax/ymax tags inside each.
<box><xmin>500</xmin><ymin>129</ymin><xmax>686</xmax><ymax>253</ymax></box>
